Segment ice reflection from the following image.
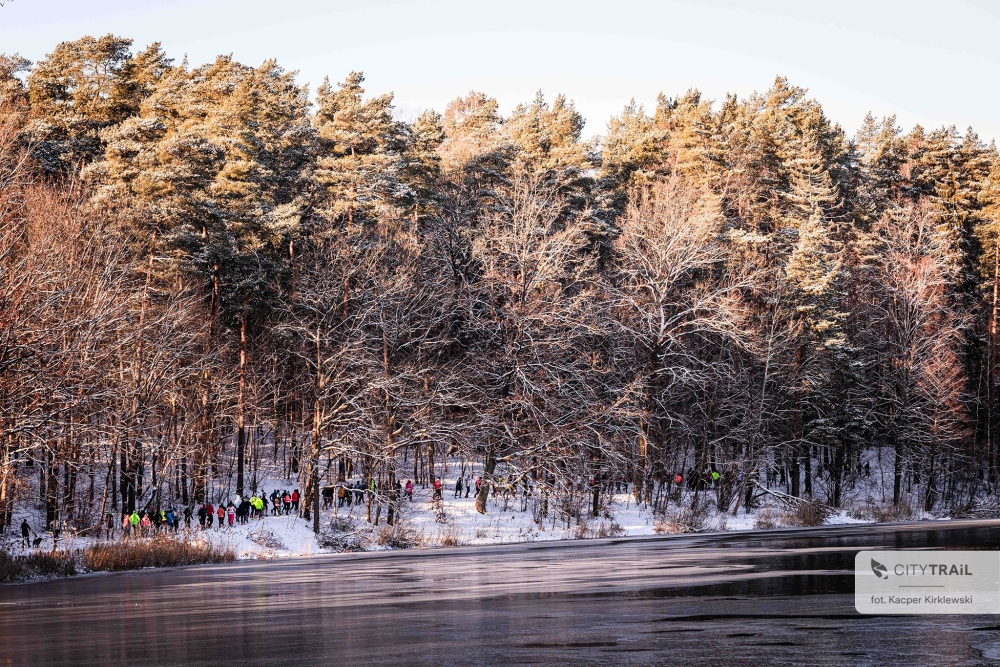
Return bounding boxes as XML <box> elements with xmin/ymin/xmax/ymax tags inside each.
<box><xmin>0</xmin><ymin>520</ymin><xmax>998</xmax><ymax>666</ymax></box>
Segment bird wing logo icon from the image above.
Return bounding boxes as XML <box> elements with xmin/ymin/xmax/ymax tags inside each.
<box><xmin>871</xmin><ymin>559</ymin><xmax>888</xmax><ymax>579</ymax></box>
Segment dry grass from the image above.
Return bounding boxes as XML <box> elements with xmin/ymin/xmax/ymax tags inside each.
<box><xmin>575</xmin><ymin>519</ymin><xmax>626</xmax><ymax>538</ymax></box>
<box><xmin>653</xmin><ymin>520</ymin><xmax>687</xmax><ymax>535</ymax></box>
<box><xmin>377</xmin><ymin>522</ymin><xmax>418</xmax><ymax>549</ymax></box>
<box><xmin>439</xmin><ymin>524</ymin><xmax>462</xmax><ymax>547</ymax></box>
<box><xmin>751</xmin><ymin>500</ymin><xmax>831</xmax><ymax>529</ymax></box>
<box><xmin>785</xmin><ymin>501</ymin><xmax>832</xmax><ymax>527</ymax></box>
<box><xmin>82</xmin><ymin>536</ymin><xmax>235</xmax><ymax>572</ymax></box>
<box><xmin>0</xmin><ymin>550</ymin><xmax>76</xmax><ymax>583</ymax></box>
<box><xmin>847</xmin><ymin>498</ymin><xmax>915</xmax><ymax>523</ymax></box>
<box><xmin>871</xmin><ymin>500</ymin><xmax>916</xmax><ymax>523</ymax></box>
<box><xmin>595</xmin><ymin>520</ymin><xmax>626</xmax><ymax>538</ymax></box>
<box><xmin>753</xmin><ymin>508</ymin><xmax>782</xmax><ymax>529</ymax></box>
<box><xmin>654</xmin><ymin>500</ymin><xmax>710</xmax><ymax>534</ymax></box>
<box><xmin>2</xmin><ymin>537</ymin><xmax>234</xmax><ymax>583</ymax></box>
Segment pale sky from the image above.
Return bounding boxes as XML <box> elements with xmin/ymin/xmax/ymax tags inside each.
<box><xmin>1</xmin><ymin>0</ymin><xmax>997</xmax><ymax>142</ymax></box>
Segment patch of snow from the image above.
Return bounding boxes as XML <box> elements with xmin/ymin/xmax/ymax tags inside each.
<box><xmin>0</xmin><ymin>451</ymin><xmax>955</xmax><ymax>562</ymax></box>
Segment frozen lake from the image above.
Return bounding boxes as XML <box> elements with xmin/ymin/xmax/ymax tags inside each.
<box><xmin>2</xmin><ymin>520</ymin><xmax>1000</xmax><ymax>666</ymax></box>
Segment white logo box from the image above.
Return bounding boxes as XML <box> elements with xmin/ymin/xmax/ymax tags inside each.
<box><xmin>856</xmin><ymin>551</ymin><xmax>1000</xmax><ymax>614</ymax></box>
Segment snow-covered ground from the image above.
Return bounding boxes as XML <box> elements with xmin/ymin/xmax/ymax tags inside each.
<box><xmin>189</xmin><ymin>510</ymin><xmax>325</xmax><ymax>559</ymax></box>
<box><xmin>379</xmin><ymin>477</ymin><xmax>888</xmax><ymax>548</ymax></box>
<box><xmin>4</xmin><ymin>450</ymin><xmax>949</xmax><ymax>562</ymax></box>
<box><xmin>4</xmin><ymin>488</ymin><xmax>326</xmax><ymax>560</ymax></box>
<box><xmin>134</xmin><ymin>479</ymin><xmax>913</xmax><ymax>559</ymax></box>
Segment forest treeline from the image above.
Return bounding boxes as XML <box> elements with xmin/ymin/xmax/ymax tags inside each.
<box><xmin>1</xmin><ymin>35</ymin><xmax>999</xmax><ymax>534</ymax></box>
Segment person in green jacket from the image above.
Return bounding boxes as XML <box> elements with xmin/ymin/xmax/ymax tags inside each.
<box><xmin>129</xmin><ymin>511</ymin><xmax>140</xmax><ymax>537</ymax></box>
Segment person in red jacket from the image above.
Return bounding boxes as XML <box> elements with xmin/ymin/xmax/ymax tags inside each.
<box><xmin>291</xmin><ymin>489</ymin><xmax>300</xmax><ymax>511</ymax></box>
<box><xmin>432</xmin><ymin>478</ymin><xmax>442</xmax><ymax>500</ymax></box>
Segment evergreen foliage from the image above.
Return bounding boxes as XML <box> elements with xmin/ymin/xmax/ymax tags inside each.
<box><xmin>1</xmin><ymin>35</ymin><xmax>998</xmax><ymax>533</ymax></box>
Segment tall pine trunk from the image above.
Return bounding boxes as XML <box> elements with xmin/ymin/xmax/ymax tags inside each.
<box><xmin>989</xmin><ymin>242</ymin><xmax>999</xmax><ymax>482</ymax></box>
<box><xmin>304</xmin><ymin>320</ymin><xmax>323</xmax><ymax>533</ymax></box>
<box><xmin>236</xmin><ymin>313</ymin><xmax>247</xmax><ymax>497</ymax></box>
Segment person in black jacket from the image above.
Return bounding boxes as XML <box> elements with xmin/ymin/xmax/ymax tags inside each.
<box><xmin>239</xmin><ymin>498</ymin><xmax>252</xmax><ymax>524</ymax></box>
<box><xmin>20</xmin><ymin>519</ymin><xmax>31</xmax><ymax>549</ymax></box>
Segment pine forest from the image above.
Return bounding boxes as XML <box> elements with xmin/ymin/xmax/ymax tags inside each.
<box><xmin>3</xmin><ymin>35</ymin><xmax>1000</xmax><ymax>538</ymax></box>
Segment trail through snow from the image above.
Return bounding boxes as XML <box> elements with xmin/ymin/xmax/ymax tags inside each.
<box><xmin>5</xmin><ymin>455</ymin><xmax>941</xmax><ymax>561</ymax></box>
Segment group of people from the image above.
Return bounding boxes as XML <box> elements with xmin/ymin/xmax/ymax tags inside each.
<box><xmin>193</xmin><ymin>500</ymin><xmax>241</xmax><ymax>529</ymax></box>
<box><xmin>120</xmin><ymin>506</ymin><xmax>190</xmax><ymax>536</ymax></box>
<box><xmin>22</xmin><ymin>474</ymin><xmax>525</xmax><ymax>546</ymax></box>
<box><xmin>19</xmin><ymin>474</ymin><xmax>529</xmax><ymax>547</ymax></box>
<box><xmin>318</xmin><ymin>476</ymin><xmax>487</xmax><ymax>509</ymax></box>
<box><xmin>271</xmin><ymin>488</ymin><xmax>300</xmax><ymax>514</ymax></box>
<box><xmin>426</xmin><ymin>475</ymin><xmax>483</xmax><ymax>501</ymax></box>
<box><xmin>192</xmin><ymin>489</ymin><xmax>301</xmax><ymax>529</ymax></box>
<box><xmin>323</xmin><ymin>480</ymin><xmax>368</xmax><ymax>509</ymax></box>
<box><xmin>110</xmin><ymin>488</ymin><xmax>302</xmax><ymax>538</ymax></box>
